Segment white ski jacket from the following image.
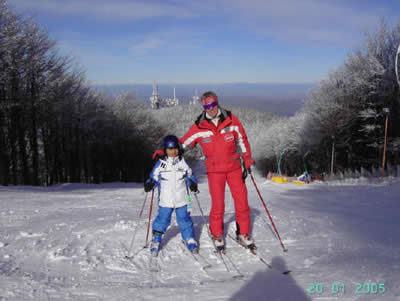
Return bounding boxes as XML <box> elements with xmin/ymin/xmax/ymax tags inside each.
<box><xmin>149</xmin><ymin>156</ymin><xmax>197</xmax><ymax>208</ymax></box>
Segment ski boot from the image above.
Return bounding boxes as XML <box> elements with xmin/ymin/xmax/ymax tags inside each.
<box><xmin>212</xmin><ymin>235</ymin><xmax>225</xmax><ymax>253</ymax></box>
<box><xmin>150</xmin><ymin>231</ymin><xmax>162</xmax><ymax>257</ymax></box>
<box><xmin>185</xmin><ymin>238</ymin><xmax>199</xmax><ymax>254</ymax></box>
<box><xmin>237</xmin><ymin>233</ymin><xmax>257</xmax><ymax>250</ymax></box>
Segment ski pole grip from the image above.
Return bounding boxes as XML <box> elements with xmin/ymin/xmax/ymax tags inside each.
<box><xmin>242</xmin><ymin>169</ymin><xmax>248</xmax><ymax>182</ymax></box>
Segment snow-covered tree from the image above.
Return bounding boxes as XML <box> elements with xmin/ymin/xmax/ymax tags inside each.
<box><xmin>298</xmin><ymin>19</ymin><xmax>400</xmax><ymax>171</ymax></box>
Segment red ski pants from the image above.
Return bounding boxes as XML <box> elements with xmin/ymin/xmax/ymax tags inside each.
<box><xmin>207</xmin><ymin>168</ymin><xmax>250</xmax><ymax>236</ymax></box>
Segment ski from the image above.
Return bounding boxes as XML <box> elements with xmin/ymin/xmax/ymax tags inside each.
<box><xmin>181</xmin><ymin>241</ymin><xmax>212</xmax><ymax>271</ymax></box>
<box><xmin>227</xmin><ymin>233</ymin><xmax>291</xmax><ymax>275</ymax></box>
<box><xmin>221</xmin><ymin>249</ymin><xmax>244</xmax><ymax>279</ymax></box>
<box><xmin>148</xmin><ymin>252</ymin><xmax>160</xmax><ymax>272</ymax></box>
<box><xmin>214</xmin><ymin>249</ymin><xmax>229</xmax><ymax>270</ymax></box>
<box><xmin>213</xmin><ymin>248</ymin><xmax>244</xmax><ymax>279</ymax></box>
<box><xmin>191</xmin><ymin>192</ymin><xmax>243</xmax><ymax>279</ymax></box>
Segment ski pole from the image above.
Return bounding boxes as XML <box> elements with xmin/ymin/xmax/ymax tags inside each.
<box><xmin>193</xmin><ymin>192</ymin><xmax>217</xmax><ymax>248</ymax></box>
<box><xmin>145</xmin><ymin>189</ymin><xmax>155</xmax><ymax>247</ymax></box>
<box><xmin>240</xmin><ymin>158</ymin><xmax>248</xmax><ymax>182</ymax></box>
<box><xmin>193</xmin><ymin>192</ymin><xmax>233</xmax><ymax>272</ymax></box>
<box><xmin>185</xmin><ymin>181</ymin><xmax>193</xmax><ymax>212</ymax></box>
<box><xmin>126</xmin><ymin>192</ymin><xmax>149</xmax><ymax>258</ymax></box>
<box><xmin>248</xmin><ymin>168</ymin><xmax>288</xmax><ymax>252</ymax></box>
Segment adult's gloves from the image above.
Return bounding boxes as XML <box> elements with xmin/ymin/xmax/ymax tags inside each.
<box><xmin>242</xmin><ymin>153</ymin><xmax>255</xmax><ymax>170</ymax></box>
<box><xmin>144</xmin><ymin>181</ymin><xmax>154</xmax><ymax>192</ymax></box>
<box><xmin>189</xmin><ymin>179</ymin><xmax>198</xmax><ymax>192</ymax></box>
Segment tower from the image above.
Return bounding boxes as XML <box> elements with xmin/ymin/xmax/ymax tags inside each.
<box><xmin>173</xmin><ymin>87</ymin><xmax>179</xmax><ymax>105</ymax></box>
<box><xmin>149</xmin><ymin>82</ymin><xmax>180</xmax><ymax>109</ymax></box>
<box><xmin>191</xmin><ymin>88</ymin><xmax>200</xmax><ymax>105</ymax></box>
<box><xmin>150</xmin><ymin>81</ymin><xmax>161</xmax><ymax>109</ymax></box>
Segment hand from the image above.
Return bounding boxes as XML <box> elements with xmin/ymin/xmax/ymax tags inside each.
<box><xmin>189</xmin><ymin>179</ymin><xmax>198</xmax><ymax>192</ymax></box>
<box><xmin>242</xmin><ymin>153</ymin><xmax>255</xmax><ymax>170</ymax></box>
<box><xmin>144</xmin><ymin>181</ymin><xmax>154</xmax><ymax>192</ymax></box>
<box><xmin>152</xmin><ymin>149</ymin><xmax>164</xmax><ymax>160</ymax></box>
<box><xmin>242</xmin><ymin>168</ymin><xmax>248</xmax><ymax>181</ymax></box>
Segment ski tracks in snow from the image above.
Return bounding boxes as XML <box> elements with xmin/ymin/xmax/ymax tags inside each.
<box><xmin>5</xmin><ymin>182</ymin><xmax>400</xmax><ymax>299</ymax></box>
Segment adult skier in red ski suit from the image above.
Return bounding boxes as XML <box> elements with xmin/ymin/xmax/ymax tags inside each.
<box><xmin>154</xmin><ymin>91</ymin><xmax>255</xmax><ymax>250</ymax></box>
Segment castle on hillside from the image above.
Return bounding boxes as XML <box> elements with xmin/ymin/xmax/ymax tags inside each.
<box><xmin>149</xmin><ymin>82</ymin><xmax>201</xmax><ymax>109</ymax></box>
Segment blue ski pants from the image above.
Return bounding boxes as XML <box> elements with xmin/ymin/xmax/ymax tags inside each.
<box><xmin>152</xmin><ymin>205</ymin><xmax>194</xmax><ymax>241</ymax></box>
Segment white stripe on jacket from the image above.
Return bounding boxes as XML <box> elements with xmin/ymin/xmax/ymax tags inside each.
<box><xmin>149</xmin><ymin>156</ymin><xmax>197</xmax><ymax>208</ymax></box>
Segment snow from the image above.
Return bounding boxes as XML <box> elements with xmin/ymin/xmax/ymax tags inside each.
<box><xmin>1</xmin><ymin>175</ymin><xmax>400</xmax><ymax>300</ymax></box>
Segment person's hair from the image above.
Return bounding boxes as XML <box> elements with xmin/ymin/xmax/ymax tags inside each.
<box><xmin>201</xmin><ymin>91</ymin><xmax>218</xmax><ymax>100</ymax></box>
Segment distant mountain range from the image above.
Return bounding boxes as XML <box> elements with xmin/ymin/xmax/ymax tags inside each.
<box><xmin>93</xmin><ymin>83</ymin><xmax>316</xmax><ymax>116</ymax></box>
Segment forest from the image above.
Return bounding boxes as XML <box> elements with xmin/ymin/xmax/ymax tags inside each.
<box><xmin>1</xmin><ymin>0</ymin><xmax>400</xmax><ymax>186</ymax></box>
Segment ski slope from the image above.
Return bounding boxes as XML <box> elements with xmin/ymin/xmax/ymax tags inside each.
<box><xmin>0</xmin><ymin>172</ymin><xmax>399</xmax><ymax>300</ymax></box>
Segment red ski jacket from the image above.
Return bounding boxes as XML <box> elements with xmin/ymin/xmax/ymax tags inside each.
<box><xmin>180</xmin><ymin>108</ymin><xmax>252</xmax><ymax>173</ymax></box>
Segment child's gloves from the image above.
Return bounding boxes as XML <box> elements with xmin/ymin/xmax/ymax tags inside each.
<box><xmin>152</xmin><ymin>149</ymin><xmax>164</xmax><ymax>160</ymax></box>
<box><xmin>189</xmin><ymin>179</ymin><xmax>198</xmax><ymax>192</ymax></box>
<box><xmin>242</xmin><ymin>153</ymin><xmax>255</xmax><ymax>170</ymax></box>
<box><xmin>144</xmin><ymin>181</ymin><xmax>154</xmax><ymax>192</ymax></box>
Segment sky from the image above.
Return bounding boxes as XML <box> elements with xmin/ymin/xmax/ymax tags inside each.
<box><xmin>9</xmin><ymin>0</ymin><xmax>400</xmax><ymax>85</ymax></box>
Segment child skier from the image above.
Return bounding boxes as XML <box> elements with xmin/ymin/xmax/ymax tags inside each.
<box><xmin>144</xmin><ymin>135</ymin><xmax>199</xmax><ymax>256</ymax></box>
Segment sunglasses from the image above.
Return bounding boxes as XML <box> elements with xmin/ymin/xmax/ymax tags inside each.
<box><xmin>203</xmin><ymin>102</ymin><xmax>217</xmax><ymax>110</ymax></box>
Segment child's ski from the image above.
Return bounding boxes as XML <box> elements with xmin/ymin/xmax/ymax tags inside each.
<box><xmin>148</xmin><ymin>252</ymin><xmax>160</xmax><ymax>272</ymax></box>
<box><xmin>181</xmin><ymin>241</ymin><xmax>212</xmax><ymax>271</ymax></box>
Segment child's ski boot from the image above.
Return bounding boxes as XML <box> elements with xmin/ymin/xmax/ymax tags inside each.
<box><xmin>185</xmin><ymin>238</ymin><xmax>199</xmax><ymax>254</ymax></box>
<box><xmin>150</xmin><ymin>231</ymin><xmax>162</xmax><ymax>257</ymax></box>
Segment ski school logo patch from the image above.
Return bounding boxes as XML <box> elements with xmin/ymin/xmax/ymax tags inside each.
<box><xmin>224</xmin><ymin>134</ymin><xmax>234</xmax><ymax>142</ymax></box>
<box><xmin>202</xmin><ymin>138</ymin><xmax>211</xmax><ymax>143</ymax></box>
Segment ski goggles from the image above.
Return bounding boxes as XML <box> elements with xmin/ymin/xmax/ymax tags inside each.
<box><xmin>203</xmin><ymin>102</ymin><xmax>217</xmax><ymax>110</ymax></box>
<box><xmin>166</xmin><ymin>141</ymin><xmax>178</xmax><ymax>149</ymax></box>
